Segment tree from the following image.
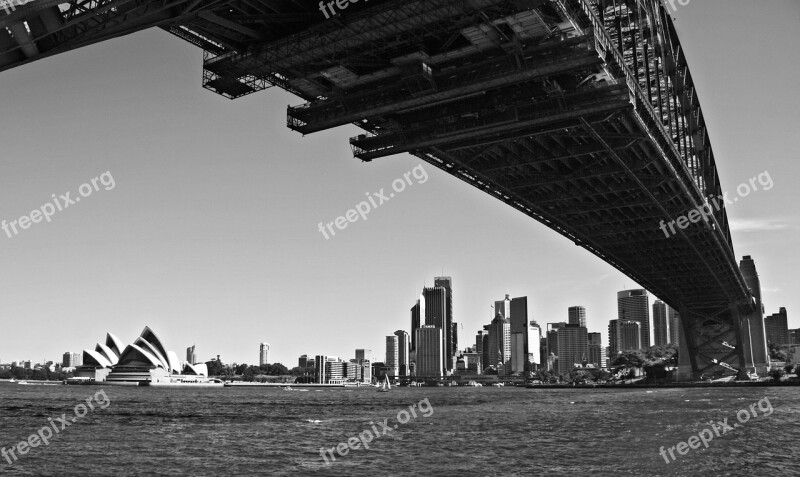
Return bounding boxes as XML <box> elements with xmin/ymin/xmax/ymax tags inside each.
<box><xmin>205</xmin><ymin>359</ymin><xmax>225</xmax><ymax>377</ymax></box>
<box><xmin>769</xmin><ymin>368</ymin><xmax>785</xmax><ymax>382</ymax></box>
<box><xmin>613</xmin><ymin>351</ymin><xmax>645</xmax><ymax>369</ymax></box>
<box><xmin>768</xmin><ymin>342</ymin><xmax>788</xmax><ymax>362</ymax></box>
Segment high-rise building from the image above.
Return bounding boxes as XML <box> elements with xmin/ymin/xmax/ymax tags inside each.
<box><xmin>790</xmin><ymin>328</ymin><xmax>800</xmax><ymax>345</ymax></box>
<box><xmin>557</xmin><ymin>324</ymin><xmax>588</xmax><ymax>375</ymax></box>
<box><xmin>608</xmin><ymin>320</ymin><xmax>619</xmax><ymax>358</ymax></box>
<box><xmin>618</xmin><ymin>289</ymin><xmax>650</xmax><ymax>349</ymax></box>
<box><xmin>546</xmin><ymin>322</ymin><xmax>566</xmax><ymax>357</ymax></box>
<box><xmin>509</xmin><ymin>296</ymin><xmax>529</xmax><ymax>372</ymax></box>
<box><xmin>588</xmin><ymin>332</ymin><xmax>602</xmax><ymax>367</ymax></box>
<box><xmin>385</xmin><ymin>335</ymin><xmax>399</xmax><ymax>377</ymax></box>
<box><xmin>653</xmin><ymin>301</ymin><xmax>669</xmax><ymax>346</ymax></box>
<box><xmin>539</xmin><ymin>337</ymin><xmax>549</xmax><ymax>370</ymax></box>
<box><xmin>410</xmin><ymin>298</ymin><xmax>422</xmax><ymax>352</ymax></box>
<box><xmin>394</xmin><ymin>330</ymin><xmax>410</xmax><ymax>376</ymax></box>
<box><xmin>475</xmin><ymin>330</ymin><xmax>484</xmax><ymax>357</ymax></box>
<box><xmin>568</xmin><ymin>306</ymin><xmax>586</xmax><ymax>328</ymax></box>
<box><xmin>314</xmin><ymin>355</ymin><xmax>328</xmax><ymax>384</ymax></box>
<box><xmin>434</xmin><ymin>276</ymin><xmax>454</xmax><ymax>370</ymax></box>
<box><xmin>618</xmin><ymin>320</ymin><xmax>642</xmax><ymax>352</ymax></box>
<box><xmin>481</xmin><ymin>326</ymin><xmax>490</xmax><ymax>373</ymax></box>
<box><xmin>62</xmin><ymin>352</ymin><xmax>82</xmax><ymax>368</ymax></box>
<box><xmin>527</xmin><ymin>321</ymin><xmax>542</xmax><ymax>370</ymax></box>
<box><xmin>259</xmin><ymin>342</ymin><xmax>271</xmax><ymax>366</ymax></box>
<box><xmin>423</xmin><ymin>285</ymin><xmax>450</xmax><ymax>371</ymax></box>
<box><xmin>355</xmin><ymin>349</ymin><xmax>371</xmax><ymax>361</ymax></box>
<box><xmin>487</xmin><ymin>313</ymin><xmax>511</xmax><ymax>373</ymax></box>
<box><xmin>668</xmin><ymin>307</ymin><xmax>681</xmax><ymax>345</ymax></box>
<box><xmin>739</xmin><ymin>255</ymin><xmax>769</xmax><ymax>374</ymax></box>
<box><xmin>510</xmin><ymin>332</ymin><xmax>525</xmax><ymax>374</ymax></box>
<box><xmin>416</xmin><ymin>325</ymin><xmax>444</xmax><ymax>377</ymax></box>
<box><xmin>298</xmin><ymin>354</ymin><xmax>309</xmax><ymax>368</ymax></box>
<box><xmin>186</xmin><ymin>345</ymin><xmax>197</xmax><ymax>365</ymax></box>
<box><xmin>495</xmin><ymin>294</ymin><xmax>511</xmax><ymax>320</ymax></box>
<box><xmin>765</xmin><ymin>308</ymin><xmax>790</xmax><ymax>345</ymax></box>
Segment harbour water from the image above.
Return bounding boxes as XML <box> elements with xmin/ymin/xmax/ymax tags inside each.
<box><xmin>0</xmin><ymin>383</ymin><xmax>798</xmax><ymax>476</ymax></box>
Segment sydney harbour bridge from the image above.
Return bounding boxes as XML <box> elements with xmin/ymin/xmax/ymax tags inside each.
<box><xmin>0</xmin><ymin>0</ymin><xmax>769</xmax><ymax>380</ymax></box>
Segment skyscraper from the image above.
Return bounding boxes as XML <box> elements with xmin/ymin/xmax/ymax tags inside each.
<box><xmin>668</xmin><ymin>307</ymin><xmax>681</xmax><ymax>345</ymax></box>
<box><xmin>410</xmin><ymin>298</ymin><xmax>422</xmax><ymax>352</ymax></box>
<box><xmin>481</xmin><ymin>326</ymin><xmax>490</xmax><ymax>373</ymax></box>
<box><xmin>588</xmin><ymin>332</ymin><xmax>602</xmax><ymax>367</ymax></box>
<box><xmin>652</xmin><ymin>301</ymin><xmax>669</xmax><ymax>346</ymax></box>
<box><xmin>394</xmin><ymin>330</ymin><xmax>410</xmax><ymax>376</ymax></box>
<box><xmin>608</xmin><ymin>320</ymin><xmax>619</xmax><ymax>358</ymax></box>
<box><xmin>618</xmin><ymin>321</ymin><xmax>642</xmax><ymax>352</ymax></box>
<box><xmin>385</xmin><ymin>335</ymin><xmax>399</xmax><ymax>377</ymax></box>
<box><xmin>556</xmin><ymin>324</ymin><xmax>588</xmax><ymax>376</ymax></box>
<box><xmin>618</xmin><ymin>289</ymin><xmax>650</xmax><ymax>349</ymax></box>
<box><xmin>434</xmin><ymin>276</ymin><xmax>454</xmax><ymax>369</ymax></box>
<box><xmin>423</xmin><ymin>285</ymin><xmax>448</xmax><ymax>369</ymax></box>
<box><xmin>509</xmin><ymin>296</ymin><xmax>528</xmax><ymax>373</ymax></box>
<box><xmin>740</xmin><ymin>255</ymin><xmax>770</xmax><ymax>374</ymax></box>
<box><xmin>527</xmin><ymin>321</ymin><xmax>542</xmax><ymax>370</ymax></box>
<box><xmin>415</xmin><ymin>325</ymin><xmax>444</xmax><ymax>377</ymax></box>
<box><xmin>546</xmin><ymin>322</ymin><xmax>566</xmax><ymax>357</ymax></box>
<box><xmin>568</xmin><ymin>306</ymin><xmax>586</xmax><ymax>328</ymax></box>
<box><xmin>186</xmin><ymin>345</ymin><xmax>197</xmax><ymax>365</ymax></box>
<box><xmin>259</xmin><ymin>342</ymin><xmax>271</xmax><ymax>366</ymax></box>
<box><xmin>487</xmin><ymin>313</ymin><xmax>511</xmax><ymax>373</ymax></box>
<box><xmin>765</xmin><ymin>308</ymin><xmax>789</xmax><ymax>345</ymax></box>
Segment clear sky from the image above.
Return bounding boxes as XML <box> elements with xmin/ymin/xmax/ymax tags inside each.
<box><xmin>0</xmin><ymin>1</ymin><xmax>797</xmax><ymax>367</ymax></box>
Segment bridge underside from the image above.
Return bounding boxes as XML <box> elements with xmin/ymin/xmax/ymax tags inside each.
<box><xmin>0</xmin><ymin>0</ymin><xmax>767</xmax><ymax>379</ymax></box>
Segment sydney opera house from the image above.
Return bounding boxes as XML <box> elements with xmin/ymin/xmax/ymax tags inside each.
<box><xmin>73</xmin><ymin>326</ymin><xmax>215</xmax><ymax>386</ymax></box>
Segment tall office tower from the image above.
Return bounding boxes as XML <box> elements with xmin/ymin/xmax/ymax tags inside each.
<box><xmin>259</xmin><ymin>342</ymin><xmax>271</xmax><ymax>366</ymax></box>
<box><xmin>355</xmin><ymin>349</ymin><xmax>371</xmax><ymax>361</ymax></box>
<box><xmin>186</xmin><ymin>345</ymin><xmax>197</xmax><ymax>365</ymax></box>
<box><xmin>568</xmin><ymin>306</ymin><xmax>586</xmax><ymax>327</ymax></box>
<box><xmin>618</xmin><ymin>289</ymin><xmax>651</xmax><ymax>348</ymax></box>
<box><xmin>539</xmin><ymin>337</ymin><xmax>549</xmax><ymax>370</ymax></box>
<box><xmin>495</xmin><ymin>294</ymin><xmax>511</xmax><ymax>319</ymax></box>
<box><xmin>434</xmin><ymin>276</ymin><xmax>454</xmax><ymax>368</ymax></box>
<box><xmin>556</xmin><ymin>324</ymin><xmax>588</xmax><ymax>376</ymax></box>
<box><xmin>314</xmin><ymin>355</ymin><xmax>327</xmax><ymax>384</ymax></box>
<box><xmin>416</xmin><ymin>325</ymin><xmax>444</xmax><ymax>377</ymax></box>
<box><xmin>765</xmin><ymin>308</ymin><xmax>790</xmax><ymax>345</ymax></box>
<box><xmin>510</xmin><ymin>297</ymin><xmax>528</xmax><ymax>332</ymax></box>
<box><xmin>298</xmin><ymin>354</ymin><xmax>308</xmax><ymax>368</ymax></box>
<box><xmin>608</xmin><ymin>320</ymin><xmax>619</xmax><ymax>357</ymax></box>
<box><xmin>668</xmin><ymin>307</ymin><xmax>681</xmax><ymax>345</ymax></box>
<box><xmin>423</xmin><ymin>285</ymin><xmax>451</xmax><ymax>370</ymax></box>
<box><xmin>652</xmin><ymin>301</ymin><xmax>669</xmax><ymax>346</ymax></box>
<box><xmin>487</xmin><ymin>313</ymin><xmax>511</xmax><ymax>372</ymax></box>
<box><xmin>546</xmin><ymin>322</ymin><xmax>566</xmax><ymax>357</ymax></box>
<box><xmin>394</xmin><ymin>330</ymin><xmax>411</xmax><ymax>376</ymax></box>
<box><xmin>410</xmin><ymin>298</ymin><xmax>422</xmax><ymax>352</ymax></box>
<box><xmin>326</xmin><ymin>359</ymin><xmax>344</xmax><ymax>383</ymax></box>
<box><xmin>588</xmin><ymin>332</ymin><xmax>602</xmax><ymax>367</ymax></box>
<box><xmin>510</xmin><ymin>332</ymin><xmax>525</xmax><ymax>373</ymax></box>
<box><xmin>790</xmin><ymin>328</ymin><xmax>800</xmax><ymax>345</ymax></box>
<box><xmin>62</xmin><ymin>352</ymin><xmax>82</xmax><ymax>367</ymax></box>
<box><xmin>527</xmin><ymin>321</ymin><xmax>542</xmax><ymax>370</ymax></box>
<box><xmin>475</xmin><ymin>330</ymin><xmax>484</xmax><ymax>356</ymax></box>
<box><xmin>385</xmin><ymin>335</ymin><xmax>399</xmax><ymax>377</ymax></box>
<box><xmin>618</xmin><ymin>321</ymin><xmax>642</xmax><ymax>352</ymax></box>
<box><xmin>481</xmin><ymin>326</ymin><xmax>490</xmax><ymax>372</ymax></box>
<box><xmin>740</xmin><ymin>255</ymin><xmax>770</xmax><ymax>374</ymax></box>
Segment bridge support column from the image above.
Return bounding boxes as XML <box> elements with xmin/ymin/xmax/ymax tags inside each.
<box><xmin>675</xmin><ymin>306</ymin><xmax>750</xmax><ymax>382</ymax></box>
<box><xmin>732</xmin><ymin>305</ymin><xmax>769</xmax><ymax>377</ymax></box>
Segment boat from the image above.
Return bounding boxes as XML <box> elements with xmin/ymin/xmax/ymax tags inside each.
<box><xmin>283</xmin><ymin>386</ymin><xmax>293</xmax><ymax>391</ymax></box>
<box><xmin>377</xmin><ymin>374</ymin><xmax>391</xmax><ymax>392</ymax></box>
<box><xmin>466</xmin><ymin>380</ymin><xmax>482</xmax><ymax>387</ymax></box>
<box><xmin>492</xmin><ymin>382</ymin><xmax>504</xmax><ymax>387</ymax></box>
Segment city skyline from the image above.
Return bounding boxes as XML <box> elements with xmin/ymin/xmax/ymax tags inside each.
<box><xmin>0</xmin><ymin>2</ymin><xmax>797</xmax><ymax>367</ymax></box>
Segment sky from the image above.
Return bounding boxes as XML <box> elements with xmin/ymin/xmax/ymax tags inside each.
<box><xmin>0</xmin><ymin>1</ymin><xmax>798</xmax><ymax>367</ymax></box>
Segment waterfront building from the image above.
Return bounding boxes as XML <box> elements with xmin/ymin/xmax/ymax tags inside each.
<box><xmin>608</xmin><ymin>320</ymin><xmax>619</xmax><ymax>358</ymax></box>
<box><xmin>298</xmin><ymin>354</ymin><xmax>308</xmax><ymax>368</ymax></box>
<box><xmin>487</xmin><ymin>313</ymin><xmax>511</xmax><ymax>372</ymax></box>
<box><xmin>618</xmin><ymin>289</ymin><xmax>651</xmax><ymax>348</ymax></box>
<box><xmin>790</xmin><ymin>328</ymin><xmax>800</xmax><ymax>345</ymax></box>
<box><xmin>546</xmin><ymin>322</ymin><xmax>566</xmax><ymax>357</ymax></box>
<box><xmin>385</xmin><ymin>335</ymin><xmax>399</xmax><ymax>377</ymax></box>
<box><xmin>394</xmin><ymin>330</ymin><xmax>410</xmax><ymax>376</ymax></box>
<box><xmin>62</xmin><ymin>352</ymin><xmax>82</xmax><ymax>368</ymax></box>
<box><xmin>653</xmin><ymin>301</ymin><xmax>668</xmax><ymax>346</ymax></box>
<box><xmin>481</xmin><ymin>326</ymin><xmax>490</xmax><ymax>373</ymax></box>
<box><xmin>435</xmin><ymin>276</ymin><xmax>455</xmax><ymax>370</ymax></box>
<box><xmin>355</xmin><ymin>349</ymin><xmax>371</xmax><ymax>361</ymax></box>
<box><xmin>556</xmin><ymin>324</ymin><xmax>588</xmax><ymax>376</ymax></box>
<box><xmin>411</xmin><ymin>298</ymin><xmax>422</xmax><ymax>352</ymax></box>
<box><xmin>527</xmin><ymin>321</ymin><xmax>542</xmax><ymax>370</ymax></box>
<box><xmin>423</xmin><ymin>285</ymin><xmax>450</xmax><ymax>371</ymax></box>
<box><xmin>618</xmin><ymin>320</ymin><xmax>642</xmax><ymax>352</ymax></box>
<box><xmin>510</xmin><ymin>332</ymin><xmax>525</xmax><ymax>374</ymax></box>
<box><xmin>668</xmin><ymin>307</ymin><xmax>681</xmax><ymax>345</ymax></box>
<box><xmin>186</xmin><ymin>345</ymin><xmax>197</xmax><ymax>365</ymax></box>
<box><xmin>415</xmin><ymin>325</ymin><xmax>444</xmax><ymax>377</ymax></box>
<box><xmin>765</xmin><ymin>308</ymin><xmax>790</xmax><ymax>345</ymax></box>
<box><xmin>259</xmin><ymin>342</ymin><xmax>271</xmax><ymax>366</ymax></box>
<box><xmin>588</xmin><ymin>332</ymin><xmax>602</xmax><ymax>367</ymax></box>
<box><xmin>568</xmin><ymin>306</ymin><xmax>586</xmax><ymax>328</ymax></box>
